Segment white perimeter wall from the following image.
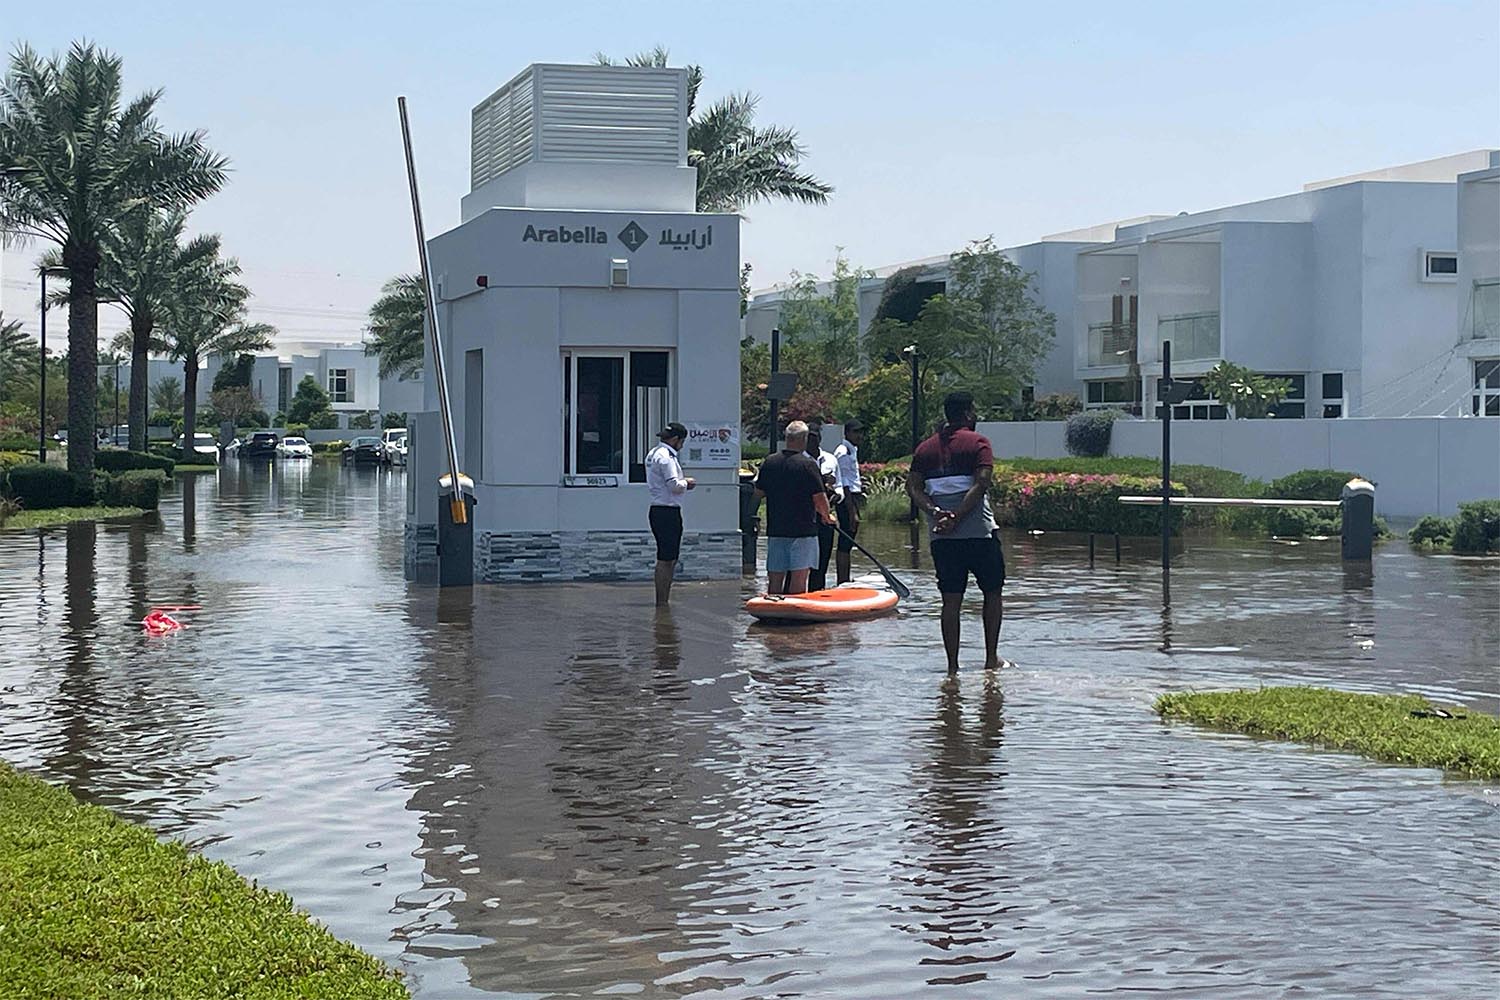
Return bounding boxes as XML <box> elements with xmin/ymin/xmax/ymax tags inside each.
<box><xmin>978</xmin><ymin>417</ymin><xmax>1500</xmax><ymax>517</ymax></box>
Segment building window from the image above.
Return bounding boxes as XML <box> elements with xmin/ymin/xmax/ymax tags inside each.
<box><xmin>563</xmin><ymin>351</ymin><xmax>673</xmax><ymax>479</ymax></box>
<box><xmin>327</xmin><ymin>368</ymin><xmax>353</xmax><ymax>403</ymax></box>
<box><xmin>1473</xmin><ymin>360</ymin><xmax>1500</xmax><ymax>417</ymax></box>
<box><xmin>1422</xmin><ymin>251</ymin><xmax>1458</xmax><ymax>281</ymax></box>
<box><xmin>1321</xmin><ymin>372</ymin><xmax>1344</xmax><ymax>419</ymax></box>
<box><xmin>1085</xmin><ymin>378</ymin><xmax>1140</xmax><ymax>414</ymax></box>
<box><xmin>277</xmin><ymin>367</ymin><xmax>291</xmax><ymax>416</ymax></box>
<box><xmin>1267</xmin><ymin>374</ymin><xmax>1306</xmax><ymax>419</ymax></box>
<box><xmin>1153</xmin><ymin>378</ymin><xmax>1227</xmax><ymax>421</ymax></box>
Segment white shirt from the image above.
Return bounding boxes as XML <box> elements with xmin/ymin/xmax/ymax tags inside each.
<box><xmin>834</xmin><ymin>441</ymin><xmax>861</xmax><ymax>495</ymax></box>
<box><xmin>814</xmin><ymin>449</ymin><xmax>845</xmax><ymax>503</ymax></box>
<box><xmin>646</xmin><ymin>442</ymin><xmax>689</xmax><ymax>506</ymax></box>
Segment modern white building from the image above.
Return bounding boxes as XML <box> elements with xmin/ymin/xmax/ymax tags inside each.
<box><xmin>406</xmin><ymin>63</ymin><xmax>743</xmax><ymax>583</ymax></box>
<box><xmin>1454</xmin><ymin>155</ymin><xmax>1499</xmax><ymax>416</ymax></box>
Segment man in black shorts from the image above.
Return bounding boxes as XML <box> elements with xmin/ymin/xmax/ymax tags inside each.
<box><xmin>906</xmin><ymin>392</ymin><xmax>1006</xmax><ymax>673</ymax></box>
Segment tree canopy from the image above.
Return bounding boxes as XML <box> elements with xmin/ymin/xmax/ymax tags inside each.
<box><xmin>363</xmin><ymin>274</ymin><xmax>423</xmax><ymax>381</ymax></box>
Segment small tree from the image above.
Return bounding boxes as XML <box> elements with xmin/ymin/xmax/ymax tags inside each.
<box><xmin>777</xmin><ymin>250</ymin><xmax>869</xmax><ymax>376</ymax></box>
<box><xmin>287</xmin><ymin>374</ymin><xmax>332</xmax><ymax>424</ymax></box>
<box><xmin>210</xmin><ymin>385</ymin><xmax>258</xmax><ymax>428</ymax></box>
<box><xmin>150</xmin><ymin>376</ymin><xmax>183</xmax><ymax>414</ymax></box>
<box><xmin>211</xmin><ymin>352</ymin><xmax>256</xmax><ymax>392</ymax></box>
<box><xmin>1201</xmin><ymin>362</ymin><xmax>1292</xmax><ymax>419</ymax></box>
<box><xmin>381</xmin><ymin>411</ymin><xmax>407</xmax><ymax>429</ymax></box>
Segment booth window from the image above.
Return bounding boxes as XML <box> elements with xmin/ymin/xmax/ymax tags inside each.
<box><xmin>1322</xmin><ymin>372</ymin><xmax>1344</xmax><ymax>418</ymax></box>
<box><xmin>562</xmin><ymin>351</ymin><xmax>672</xmax><ymax>479</ymax></box>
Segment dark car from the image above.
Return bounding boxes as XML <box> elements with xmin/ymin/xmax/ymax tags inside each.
<box><xmin>342</xmin><ymin>436</ymin><xmax>384</xmax><ymax>465</ymax></box>
<box><xmin>240</xmin><ymin>431</ymin><xmax>280</xmax><ymax>459</ymax></box>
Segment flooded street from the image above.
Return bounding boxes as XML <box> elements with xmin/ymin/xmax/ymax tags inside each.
<box><xmin>0</xmin><ymin>461</ymin><xmax>1496</xmax><ymax>999</ymax></box>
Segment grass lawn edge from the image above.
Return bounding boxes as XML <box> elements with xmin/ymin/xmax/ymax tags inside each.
<box><xmin>0</xmin><ymin>505</ymin><xmax>146</xmax><ymax>531</ymax></box>
<box><xmin>1155</xmin><ymin>685</ymin><xmax>1500</xmax><ymax>781</ymax></box>
<box><xmin>0</xmin><ymin>762</ymin><xmax>409</xmax><ymax>998</ymax></box>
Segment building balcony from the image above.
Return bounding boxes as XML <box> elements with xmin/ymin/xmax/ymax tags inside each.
<box><xmin>1158</xmin><ymin>310</ymin><xmax>1220</xmax><ymax>362</ymax></box>
<box><xmin>1087</xmin><ymin>321</ymin><xmax>1137</xmax><ymax>367</ymax></box>
<box><xmin>1472</xmin><ymin>279</ymin><xmax>1498</xmax><ymax>340</ymax></box>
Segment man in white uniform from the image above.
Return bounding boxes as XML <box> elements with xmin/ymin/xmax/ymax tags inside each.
<box><xmin>645</xmin><ymin>422</ymin><xmax>695</xmax><ymax>606</ymax></box>
<box><xmin>806</xmin><ymin>423</ymin><xmax>844</xmax><ymax>591</ymax></box>
<box><xmin>833</xmin><ymin>418</ymin><xmax>865</xmax><ymax>584</ymax></box>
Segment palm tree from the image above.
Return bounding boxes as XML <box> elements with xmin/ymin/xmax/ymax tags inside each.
<box><xmin>0</xmin><ymin>312</ymin><xmax>32</xmax><ymax>404</ymax></box>
<box><xmin>43</xmin><ymin>211</ymin><xmax>219</xmax><ymax>452</ymax></box>
<box><xmin>153</xmin><ymin>247</ymin><xmax>274</xmax><ymax>441</ymax></box>
<box><xmin>363</xmin><ymin>274</ymin><xmax>424</xmax><ymax>381</ymax></box>
<box><xmin>0</xmin><ymin>42</ymin><xmax>227</xmax><ymax>473</ymax></box>
<box><xmin>593</xmin><ymin>49</ymin><xmax>832</xmax><ymax>213</ymax></box>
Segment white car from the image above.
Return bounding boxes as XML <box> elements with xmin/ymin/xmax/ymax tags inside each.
<box><xmin>381</xmin><ymin>428</ymin><xmax>408</xmax><ymax>466</ymax></box>
<box><xmin>277</xmin><ymin>436</ymin><xmax>313</xmax><ymax>459</ymax></box>
<box><xmin>174</xmin><ymin>432</ymin><xmax>220</xmax><ymax>462</ymax></box>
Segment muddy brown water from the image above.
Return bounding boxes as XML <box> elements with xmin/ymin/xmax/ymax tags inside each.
<box><xmin>0</xmin><ymin>460</ymin><xmax>1496</xmax><ymax>998</ymax></box>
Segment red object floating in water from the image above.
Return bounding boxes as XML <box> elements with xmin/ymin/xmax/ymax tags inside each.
<box><xmin>142</xmin><ymin>609</ymin><xmax>187</xmax><ymax>635</ymax></box>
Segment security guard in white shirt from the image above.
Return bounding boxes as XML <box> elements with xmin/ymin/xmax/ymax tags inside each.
<box><xmin>646</xmin><ymin>421</ymin><xmax>695</xmax><ymax>606</ymax></box>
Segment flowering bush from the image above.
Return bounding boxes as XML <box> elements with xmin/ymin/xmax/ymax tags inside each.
<box><xmin>992</xmin><ymin>471</ymin><xmax>1183</xmax><ymax>535</ymax></box>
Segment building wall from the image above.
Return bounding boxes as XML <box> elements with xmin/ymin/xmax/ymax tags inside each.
<box><xmin>978</xmin><ymin>417</ymin><xmax>1500</xmax><ymax>517</ymax></box>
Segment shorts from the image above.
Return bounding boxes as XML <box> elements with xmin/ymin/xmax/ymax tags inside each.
<box><xmin>767</xmin><ymin>535</ymin><xmax>820</xmax><ymax>573</ymax></box>
<box><xmin>931</xmin><ymin>536</ymin><xmax>1006</xmax><ymax>595</ymax></box>
<box><xmin>836</xmin><ymin>494</ymin><xmax>861</xmax><ymax>552</ymax></box>
<box><xmin>649</xmin><ymin>505</ymin><xmax>683</xmax><ymax>562</ymax></box>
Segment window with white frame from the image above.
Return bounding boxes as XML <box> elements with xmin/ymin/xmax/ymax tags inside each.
<box><xmin>1473</xmin><ymin>360</ymin><xmax>1500</xmax><ymax>417</ymax></box>
<box><xmin>1321</xmin><ymin>372</ymin><xmax>1344</xmax><ymax>419</ymax></box>
<box><xmin>1085</xmin><ymin>379</ymin><xmax>1141</xmax><ymax>414</ymax></box>
<box><xmin>562</xmin><ymin>351</ymin><xmax>672</xmax><ymax>481</ymax></box>
<box><xmin>1267</xmin><ymin>374</ymin><xmax>1307</xmax><ymax>419</ymax></box>
<box><xmin>1152</xmin><ymin>377</ymin><xmax>1228</xmax><ymax>421</ymax></box>
<box><xmin>327</xmin><ymin>368</ymin><xmax>353</xmax><ymax>403</ymax></box>
<box><xmin>1422</xmin><ymin>251</ymin><xmax>1458</xmax><ymax>282</ymax></box>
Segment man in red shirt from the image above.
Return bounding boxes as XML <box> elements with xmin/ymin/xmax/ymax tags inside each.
<box><xmin>906</xmin><ymin>392</ymin><xmax>1006</xmax><ymax>673</ymax></box>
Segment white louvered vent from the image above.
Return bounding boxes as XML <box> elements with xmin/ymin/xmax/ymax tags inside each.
<box><xmin>470</xmin><ymin>64</ymin><xmax>687</xmax><ymax>190</ymax></box>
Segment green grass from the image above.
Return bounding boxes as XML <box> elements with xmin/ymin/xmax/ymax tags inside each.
<box><xmin>1156</xmin><ymin>686</ymin><xmax>1500</xmax><ymax>780</ymax></box>
<box><xmin>0</xmin><ymin>762</ymin><xmax>409</xmax><ymax>999</ymax></box>
<box><xmin>0</xmin><ymin>505</ymin><xmax>145</xmax><ymax>530</ymax></box>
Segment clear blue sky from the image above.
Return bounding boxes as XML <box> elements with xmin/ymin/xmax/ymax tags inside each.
<box><xmin>3</xmin><ymin>0</ymin><xmax>1497</xmax><ymax>347</ymax></box>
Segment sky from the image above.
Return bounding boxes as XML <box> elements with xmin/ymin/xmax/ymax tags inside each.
<box><xmin>2</xmin><ymin>0</ymin><xmax>1497</xmax><ymax>350</ymax></box>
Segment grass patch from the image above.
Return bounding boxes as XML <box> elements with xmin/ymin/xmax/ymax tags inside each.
<box><xmin>861</xmin><ymin>491</ymin><xmax>912</xmax><ymax>523</ymax></box>
<box><xmin>0</xmin><ymin>505</ymin><xmax>145</xmax><ymax>531</ymax></box>
<box><xmin>0</xmin><ymin>762</ymin><xmax>409</xmax><ymax>999</ymax></box>
<box><xmin>1156</xmin><ymin>686</ymin><xmax>1500</xmax><ymax>780</ymax></box>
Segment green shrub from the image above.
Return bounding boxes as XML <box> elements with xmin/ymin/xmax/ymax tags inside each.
<box><xmin>0</xmin><ymin>435</ymin><xmax>35</xmax><ymax>452</ymax></box>
<box><xmin>307</xmin><ymin>411</ymin><xmax>340</xmax><ymax>430</ymax></box>
<box><xmin>1267</xmin><ymin>469</ymin><xmax>1360</xmax><ymax>501</ymax></box>
<box><xmin>94</xmin><ymin>470</ymin><xmax>167</xmax><ymax>510</ymax></box>
<box><xmin>286</xmin><ymin>422</ymin><xmax>309</xmax><ymax>438</ymax></box>
<box><xmin>1265</xmin><ymin>505</ymin><xmax>1340</xmax><ymax>538</ymax></box>
<box><xmin>992</xmin><ymin>470</ymin><xmax>1184</xmax><ymax>536</ymax></box>
<box><xmin>861</xmin><ymin>491</ymin><xmax>911</xmax><ymax>523</ymax></box>
<box><xmin>312</xmin><ymin>440</ymin><xmax>346</xmax><ymax>454</ymax></box>
<box><xmin>0</xmin><ymin>451</ymin><xmax>37</xmax><ymax>472</ymax></box>
<box><xmin>1409</xmin><ymin>515</ymin><xmax>1455</xmax><ymax>548</ymax></box>
<box><xmin>1452</xmin><ymin>500</ymin><xmax>1500</xmax><ymax>554</ymax></box>
<box><xmin>94</xmin><ymin>450</ymin><xmax>175</xmax><ymax>474</ymax></box>
<box><xmin>4</xmin><ymin>465</ymin><xmax>90</xmax><ymax>509</ymax></box>
<box><xmin>1064</xmin><ymin>410</ymin><xmax>1119</xmax><ymax>457</ymax></box>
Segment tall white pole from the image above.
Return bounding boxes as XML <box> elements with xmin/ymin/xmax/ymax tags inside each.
<box><xmin>397</xmin><ymin>96</ymin><xmax>466</xmax><ymax>524</ymax></box>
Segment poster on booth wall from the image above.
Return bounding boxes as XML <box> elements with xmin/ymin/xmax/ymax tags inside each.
<box><xmin>681</xmin><ymin>421</ymin><xmax>739</xmax><ymax>467</ymax></box>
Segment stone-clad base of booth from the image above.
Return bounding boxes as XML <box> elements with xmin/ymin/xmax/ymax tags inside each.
<box><xmin>405</xmin><ymin>524</ymin><xmax>741</xmax><ymax>582</ymax></box>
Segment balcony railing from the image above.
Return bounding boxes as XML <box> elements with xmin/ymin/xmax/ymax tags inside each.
<box><xmin>1158</xmin><ymin>310</ymin><xmax>1220</xmax><ymax>361</ymax></box>
<box><xmin>1473</xmin><ymin>279</ymin><xmax>1499</xmax><ymax>340</ymax></box>
<box><xmin>1087</xmin><ymin>322</ymin><xmax>1137</xmax><ymax>367</ymax></box>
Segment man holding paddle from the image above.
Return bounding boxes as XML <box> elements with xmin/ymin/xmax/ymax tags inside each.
<box><xmin>907</xmin><ymin>392</ymin><xmax>1006</xmax><ymax>673</ymax></box>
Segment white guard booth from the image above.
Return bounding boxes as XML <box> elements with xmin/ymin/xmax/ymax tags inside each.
<box><xmin>405</xmin><ymin>63</ymin><xmax>742</xmax><ymax>583</ymax></box>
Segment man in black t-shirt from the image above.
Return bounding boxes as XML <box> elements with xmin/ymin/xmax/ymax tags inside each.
<box><xmin>753</xmin><ymin>420</ymin><xmax>835</xmax><ymax>595</ymax></box>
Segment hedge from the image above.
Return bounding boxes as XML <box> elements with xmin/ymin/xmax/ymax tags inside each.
<box><xmin>993</xmin><ymin>471</ymin><xmax>1185</xmax><ymax>535</ymax></box>
<box><xmin>1064</xmin><ymin>410</ymin><xmax>1119</xmax><ymax>457</ymax></box>
<box><xmin>0</xmin><ymin>451</ymin><xmax>36</xmax><ymax>472</ymax></box>
<box><xmin>94</xmin><ymin>449</ymin><xmax>175</xmax><ymax>474</ymax></box>
<box><xmin>4</xmin><ymin>465</ymin><xmax>88</xmax><ymax>509</ymax></box>
<box><xmin>95</xmin><ymin>470</ymin><xmax>168</xmax><ymax>510</ymax></box>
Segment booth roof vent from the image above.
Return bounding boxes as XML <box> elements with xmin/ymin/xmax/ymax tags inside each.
<box><xmin>471</xmin><ymin>64</ymin><xmax>689</xmax><ymax>190</ymax></box>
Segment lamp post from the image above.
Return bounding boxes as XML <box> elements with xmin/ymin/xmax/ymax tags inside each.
<box><xmin>37</xmin><ymin>266</ymin><xmax>68</xmax><ymax>464</ymax></box>
<box><xmin>901</xmin><ymin>344</ymin><xmax>920</xmax><ymax>520</ymax></box>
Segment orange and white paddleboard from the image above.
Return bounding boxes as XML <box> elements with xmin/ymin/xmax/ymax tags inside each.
<box><xmin>745</xmin><ymin>587</ymin><xmax>899</xmax><ymax>624</ymax></box>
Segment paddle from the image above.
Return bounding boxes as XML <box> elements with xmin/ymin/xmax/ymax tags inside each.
<box><xmin>832</xmin><ymin>524</ymin><xmax>912</xmax><ymax>600</ymax></box>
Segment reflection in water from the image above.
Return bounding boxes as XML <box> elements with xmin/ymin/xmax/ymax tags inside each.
<box><xmin>0</xmin><ymin>465</ymin><xmax>1496</xmax><ymax>999</ymax></box>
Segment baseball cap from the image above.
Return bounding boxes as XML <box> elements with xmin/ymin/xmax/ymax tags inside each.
<box><xmin>657</xmin><ymin>421</ymin><xmax>688</xmax><ymax>440</ymax></box>
<box><xmin>844</xmin><ymin>418</ymin><xmax>865</xmax><ymax>432</ymax></box>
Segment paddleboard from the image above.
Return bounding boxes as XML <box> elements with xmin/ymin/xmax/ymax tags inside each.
<box><xmin>745</xmin><ymin>586</ymin><xmax>899</xmax><ymax>624</ymax></box>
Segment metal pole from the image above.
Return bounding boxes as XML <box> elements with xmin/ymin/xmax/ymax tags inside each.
<box><xmin>767</xmin><ymin>327</ymin><xmax>780</xmax><ymax>454</ymax></box>
<box><xmin>397</xmin><ymin>96</ymin><xmax>465</xmax><ymax>525</ymax></box>
<box><xmin>1160</xmin><ymin>340</ymin><xmax>1172</xmax><ymax>578</ymax></box>
<box><xmin>907</xmin><ymin>347</ymin><xmax>920</xmax><ymax>521</ymax></box>
<box><xmin>38</xmin><ymin>271</ymin><xmax>47</xmax><ymax>465</ymax></box>
<box><xmin>114</xmin><ymin>358</ymin><xmax>120</xmax><ymax>441</ymax></box>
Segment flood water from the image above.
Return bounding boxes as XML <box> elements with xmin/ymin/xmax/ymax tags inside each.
<box><xmin>0</xmin><ymin>460</ymin><xmax>1496</xmax><ymax>999</ymax></box>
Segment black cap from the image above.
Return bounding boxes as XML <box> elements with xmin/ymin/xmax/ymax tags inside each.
<box><xmin>844</xmin><ymin>418</ymin><xmax>865</xmax><ymax>432</ymax></box>
<box><xmin>657</xmin><ymin>421</ymin><xmax>688</xmax><ymax>441</ymax></box>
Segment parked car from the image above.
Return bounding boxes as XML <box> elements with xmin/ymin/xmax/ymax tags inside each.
<box><xmin>174</xmin><ymin>432</ymin><xmax>219</xmax><ymax>462</ymax></box>
<box><xmin>277</xmin><ymin>435</ymin><xmax>313</xmax><ymax>459</ymax></box>
<box><xmin>380</xmin><ymin>428</ymin><xmax>408</xmax><ymax>466</ymax></box>
<box><xmin>239</xmin><ymin>430</ymin><xmax>279</xmax><ymax>459</ymax></box>
<box><xmin>342</xmin><ymin>436</ymin><xmax>384</xmax><ymax>465</ymax></box>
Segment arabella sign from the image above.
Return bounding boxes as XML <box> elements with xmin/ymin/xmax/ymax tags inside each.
<box><xmin>521</xmin><ymin>224</ymin><xmax>611</xmax><ymax>245</ymax></box>
<box><xmin>519</xmin><ymin>219</ymin><xmax>715</xmax><ymax>255</ymax></box>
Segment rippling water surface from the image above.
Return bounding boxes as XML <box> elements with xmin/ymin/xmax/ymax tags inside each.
<box><xmin>0</xmin><ymin>460</ymin><xmax>1496</xmax><ymax>999</ymax></box>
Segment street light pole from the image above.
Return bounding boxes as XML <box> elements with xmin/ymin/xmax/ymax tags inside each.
<box><xmin>903</xmin><ymin>344</ymin><xmax>920</xmax><ymax>520</ymax></box>
<box><xmin>38</xmin><ymin>270</ymin><xmax>48</xmax><ymax>465</ymax></box>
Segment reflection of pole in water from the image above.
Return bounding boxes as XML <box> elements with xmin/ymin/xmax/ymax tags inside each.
<box><xmin>1158</xmin><ymin>599</ymin><xmax>1175</xmax><ymax>653</ymax></box>
<box><xmin>182</xmin><ymin>475</ymin><xmax>198</xmax><ymax>552</ymax></box>
<box><xmin>54</xmin><ymin>521</ymin><xmax>99</xmax><ymax>790</ymax></box>
<box><xmin>908</xmin><ymin>518</ymin><xmax>923</xmax><ymax>571</ymax></box>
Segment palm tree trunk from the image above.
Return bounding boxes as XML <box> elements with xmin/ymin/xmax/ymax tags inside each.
<box><xmin>64</xmin><ymin>244</ymin><xmax>100</xmax><ymax>475</ymax></box>
<box><xmin>128</xmin><ymin>313</ymin><xmax>151</xmax><ymax>452</ymax></box>
<box><xmin>182</xmin><ymin>355</ymin><xmax>199</xmax><ymax>453</ymax></box>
